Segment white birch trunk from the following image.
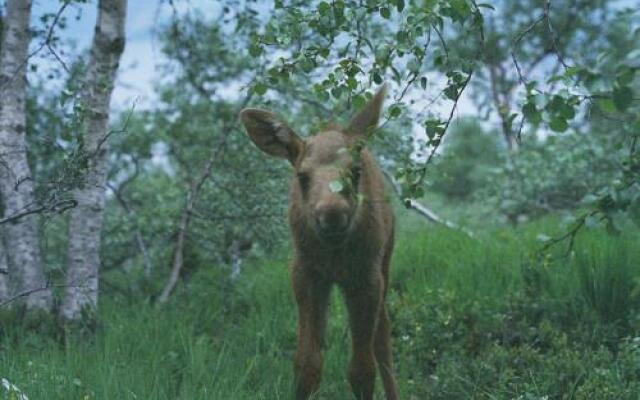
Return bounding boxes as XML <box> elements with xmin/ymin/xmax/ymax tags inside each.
<box><xmin>60</xmin><ymin>0</ymin><xmax>127</xmax><ymax>320</ymax></box>
<box><xmin>0</xmin><ymin>0</ymin><xmax>52</xmax><ymax>311</ymax></box>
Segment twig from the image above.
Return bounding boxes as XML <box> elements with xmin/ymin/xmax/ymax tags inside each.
<box><xmin>0</xmin><ymin>199</ymin><xmax>77</xmax><ymax>225</ymax></box>
<box><xmin>382</xmin><ymin>169</ymin><xmax>475</xmax><ymax>238</ymax></box>
<box><xmin>412</xmin><ymin>2</ymin><xmax>485</xmax><ymax>188</ymax></box>
<box><xmin>544</xmin><ymin>0</ymin><xmax>570</xmax><ymax>70</ymax></box>
<box><xmin>0</xmin><ymin>280</ymin><xmax>75</xmax><ymax>308</ymax></box>
<box><xmin>510</xmin><ymin>14</ymin><xmax>545</xmax><ymax>84</ymax></box>
<box><xmin>0</xmin><ymin>1</ymin><xmax>71</xmax><ymax>91</ymax></box>
<box><xmin>107</xmin><ymin>172</ymin><xmax>154</xmax><ymax>278</ymax></box>
<box><xmin>539</xmin><ymin>210</ymin><xmax>600</xmax><ymax>259</ymax></box>
<box><xmin>432</xmin><ymin>25</ymin><xmax>449</xmax><ymax>60</ymax></box>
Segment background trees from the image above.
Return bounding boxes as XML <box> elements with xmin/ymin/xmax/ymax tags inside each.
<box><xmin>0</xmin><ymin>0</ymin><xmax>127</xmax><ymax>320</ymax></box>
<box><xmin>0</xmin><ymin>0</ymin><xmax>636</xmax><ymax>318</ymax></box>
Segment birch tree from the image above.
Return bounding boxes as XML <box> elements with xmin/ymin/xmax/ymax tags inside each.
<box><xmin>0</xmin><ymin>0</ymin><xmax>52</xmax><ymax>311</ymax></box>
<box><xmin>60</xmin><ymin>0</ymin><xmax>127</xmax><ymax>321</ymax></box>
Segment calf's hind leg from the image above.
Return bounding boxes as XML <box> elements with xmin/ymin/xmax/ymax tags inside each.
<box><xmin>375</xmin><ymin>235</ymin><xmax>399</xmax><ymax>400</ymax></box>
<box><xmin>375</xmin><ymin>303</ymin><xmax>398</xmax><ymax>400</ymax></box>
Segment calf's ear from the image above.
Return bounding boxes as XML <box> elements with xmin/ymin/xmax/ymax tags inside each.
<box><xmin>346</xmin><ymin>84</ymin><xmax>387</xmax><ymax>139</ymax></box>
<box><xmin>239</xmin><ymin>108</ymin><xmax>303</xmax><ymax>165</ymax></box>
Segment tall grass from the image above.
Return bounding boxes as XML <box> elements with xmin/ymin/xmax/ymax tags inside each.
<box><xmin>1</xmin><ymin>219</ymin><xmax>639</xmax><ymax>399</ymax></box>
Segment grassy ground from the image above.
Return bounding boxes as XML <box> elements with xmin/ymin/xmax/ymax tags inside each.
<box><xmin>1</xmin><ymin>216</ymin><xmax>639</xmax><ymax>399</ymax></box>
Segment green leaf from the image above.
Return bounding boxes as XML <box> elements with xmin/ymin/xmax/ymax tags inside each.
<box><xmin>597</xmin><ymin>98</ymin><xmax>617</xmax><ymax>113</ymax></box>
<box><xmin>380</xmin><ymin>7</ymin><xmax>391</xmax><ymax>19</ymax></box>
<box><xmin>253</xmin><ymin>82</ymin><xmax>267</xmax><ymax>95</ymax></box>
<box><xmin>249</xmin><ymin>43</ymin><xmax>262</xmax><ymax>57</ymax></box>
<box><xmin>616</xmin><ymin>67</ymin><xmax>636</xmax><ymax>86</ymax></box>
<box><xmin>353</xmin><ymin>94</ymin><xmax>366</xmax><ymax>109</ymax></box>
<box><xmin>477</xmin><ymin>3</ymin><xmax>495</xmax><ymax>10</ymax></box>
<box><xmin>559</xmin><ymin>102</ymin><xmax>575</xmax><ymax>120</ymax></box>
<box><xmin>420</xmin><ymin>76</ymin><xmax>427</xmax><ymax>90</ymax></box>
<box><xmin>444</xmin><ymin>84</ymin><xmax>458</xmax><ymax>100</ymax></box>
<box><xmin>300</xmin><ymin>57</ymin><xmax>315</xmax><ymax>73</ymax></box>
<box><xmin>318</xmin><ymin>47</ymin><xmax>330</xmax><ymax>59</ymax></box>
<box><xmin>522</xmin><ymin>102</ymin><xmax>541</xmax><ymax>124</ymax></box>
<box><xmin>59</xmin><ymin>89</ymin><xmax>74</xmax><ymax>106</ymax></box>
<box><xmin>318</xmin><ymin>1</ymin><xmax>331</xmax><ymax>16</ymax></box>
<box><xmin>549</xmin><ymin>117</ymin><xmax>568</xmax><ymax>133</ymax></box>
<box><xmin>423</xmin><ymin>0</ymin><xmax>438</xmax><ymax>11</ymax></box>
<box><xmin>329</xmin><ymin>180</ymin><xmax>344</xmax><ymax>193</ymax></box>
<box><xmin>389</xmin><ymin>105</ymin><xmax>402</xmax><ymax>119</ymax></box>
<box><xmin>448</xmin><ymin>0</ymin><xmax>471</xmax><ymax>22</ymax></box>
<box><xmin>612</xmin><ymin>85</ymin><xmax>633</xmax><ymax>112</ymax></box>
<box><xmin>564</xmin><ymin>66</ymin><xmax>581</xmax><ymax>78</ymax></box>
<box><xmin>425</xmin><ymin>119</ymin><xmax>443</xmax><ymax>139</ymax></box>
<box><xmin>346</xmin><ymin>77</ymin><xmax>357</xmax><ymax>90</ymax></box>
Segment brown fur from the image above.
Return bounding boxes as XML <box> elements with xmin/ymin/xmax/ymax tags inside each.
<box><xmin>240</xmin><ymin>86</ymin><xmax>398</xmax><ymax>400</ymax></box>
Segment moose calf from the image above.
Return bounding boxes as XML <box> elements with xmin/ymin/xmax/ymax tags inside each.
<box><xmin>240</xmin><ymin>86</ymin><xmax>398</xmax><ymax>400</ymax></box>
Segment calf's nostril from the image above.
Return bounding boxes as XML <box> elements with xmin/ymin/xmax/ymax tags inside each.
<box><xmin>317</xmin><ymin>210</ymin><xmax>348</xmax><ymax>233</ymax></box>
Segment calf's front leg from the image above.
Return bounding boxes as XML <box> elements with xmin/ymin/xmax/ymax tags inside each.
<box><xmin>291</xmin><ymin>265</ymin><xmax>332</xmax><ymax>400</ymax></box>
<box><xmin>343</xmin><ymin>273</ymin><xmax>383</xmax><ymax>400</ymax></box>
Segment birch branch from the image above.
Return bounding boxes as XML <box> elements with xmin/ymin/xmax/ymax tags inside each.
<box><xmin>382</xmin><ymin>169</ymin><xmax>475</xmax><ymax>238</ymax></box>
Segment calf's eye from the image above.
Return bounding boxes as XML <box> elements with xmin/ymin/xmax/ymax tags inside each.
<box><xmin>351</xmin><ymin>166</ymin><xmax>362</xmax><ymax>184</ymax></box>
<box><xmin>297</xmin><ymin>172</ymin><xmax>310</xmax><ymax>190</ymax></box>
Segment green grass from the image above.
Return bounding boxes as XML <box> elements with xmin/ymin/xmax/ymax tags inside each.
<box><xmin>1</xmin><ymin>218</ymin><xmax>640</xmax><ymax>399</ymax></box>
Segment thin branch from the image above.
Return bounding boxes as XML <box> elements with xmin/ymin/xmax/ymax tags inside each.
<box><xmin>107</xmin><ymin>174</ymin><xmax>154</xmax><ymax>279</ymax></box>
<box><xmin>410</xmin><ymin>2</ymin><xmax>485</xmax><ymax>190</ymax></box>
<box><xmin>0</xmin><ymin>1</ymin><xmax>71</xmax><ymax>91</ymax></box>
<box><xmin>539</xmin><ymin>210</ymin><xmax>600</xmax><ymax>259</ymax></box>
<box><xmin>0</xmin><ymin>199</ymin><xmax>77</xmax><ymax>225</ymax></box>
<box><xmin>90</xmin><ymin>101</ymin><xmax>137</xmax><ymax>159</ymax></box>
<box><xmin>432</xmin><ymin>25</ymin><xmax>449</xmax><ymax>60</ymax></box>
<box><xmin>0</xmin><ymin>279</ymin><xmax>81</xmax><ymax>308</ymax></box>
<box><xmin>382</xmin><ymin>169</ymin><xmax>474</xmax><ymax>238</ymax></box>
<box><xmin>510</xmin><ymin>14</ymin><xmax>545</xmax><ymax>84</ymax></box>
<box><xmin>544</xmin><ymin>0</ymin><xmax>570</xmax><ymax>70</ymax></box>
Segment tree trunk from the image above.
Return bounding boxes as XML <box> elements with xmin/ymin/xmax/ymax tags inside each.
<box><xmin>487</xmin><ymin>63</ymin><xmax>519</xmax><ymax>152</ymax></box>
<box><xmin>60</xmin><ymin>0</ymin><xmax>127</xmax><ymax>321</ymax></box>
<box><xmin>0</xmin><ymin>0</ymin><xmax>52</xmax><ymax>311</ymax></box>
<box><xmin>157</xmin><ymin>190</ymin><xmax>193</xmax><ymax>304</ymax></box>
<box><xmin>107</xmin><ymin>179</ymin><xmax>154</xmax><ymax>279</ymax></box>
<box><xmin>157</xmin><ymin>152</ymin><xmax>217</xmax><ymax>304</ymax></box>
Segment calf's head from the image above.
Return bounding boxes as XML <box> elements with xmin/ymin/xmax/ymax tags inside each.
<box><xmin>240</xmin><ymin>86</ymin><xmax>386</xmax><ymax>243</ymax></box>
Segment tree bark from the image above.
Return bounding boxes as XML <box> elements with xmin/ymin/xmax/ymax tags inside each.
<box><xmin>487</xmin><ymin>62</ymin><xmax>519</xmax><ymax>152</ymax></box>
<box><xmin>60</xmin><ymin>0</ymin><xmax>127</xmax><ymax>321</ymax></box>
<box><xmin>0</xmin><ymin>0</ymin><xmax>52</xmax><ymax>311</ymax></box>
<box><xmin>106</xmin><ymin>166</ymin><xmax>154</xmax><ymax>279</ymax></box>
<box><xmin>157</xmin><ymin>193</ymin><xmax>192</xmax><ymax>304</ymax></box>
<box><xmin>157</xmin><ymin>148</ymin><xmax>219</xmax><ymax>304</ymax></box>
